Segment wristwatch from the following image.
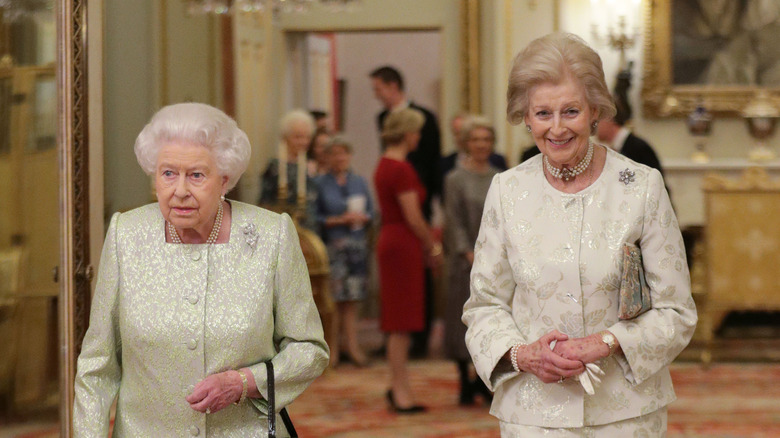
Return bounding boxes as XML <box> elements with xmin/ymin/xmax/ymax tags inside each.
<box><xmin>599</xmin><ymin>331</ymin><xmax>617</xmax><ymax>356</ymax></box>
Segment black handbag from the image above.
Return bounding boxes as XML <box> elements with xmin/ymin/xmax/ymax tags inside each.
<box><xmin>266</xmin><ymin>361</ymin><xmax>298</xmax><ymax>438</ymax></box>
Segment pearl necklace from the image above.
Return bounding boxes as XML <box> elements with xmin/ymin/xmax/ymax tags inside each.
<box><xmin>167</xmin><ymin>201</ymin><xmax>223</xmax><ymax>244</ymax></box>
<box><xmin>544</xmin><ymin>143</ymin><xmax>594</xmax><ymax>182</ymax></box>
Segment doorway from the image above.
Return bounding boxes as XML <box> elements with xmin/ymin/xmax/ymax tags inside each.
<box><xmin>0</xmin><ymin>2</ymin><xmax>61</xmax><ymax>429</ymax></box>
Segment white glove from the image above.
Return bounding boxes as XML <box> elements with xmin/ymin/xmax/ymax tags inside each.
<box><xmin>548</xmin><ymin>340</ymin><xmax>605</xmax><ymax>395</ymax></box>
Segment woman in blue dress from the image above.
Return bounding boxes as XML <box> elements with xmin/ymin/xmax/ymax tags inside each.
<box><xmin>315</xmin><ymin>137</ymin><xmax>374</xmax><ymax>367</ymax></box>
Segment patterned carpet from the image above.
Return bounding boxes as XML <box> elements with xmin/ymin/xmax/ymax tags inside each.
<box><xmin>291</xmin><ymin>360</ymin><xmax>780</xmax><ymax>438</ymax></box>
<box><xmin>3</xmin><ymin>361</ymin><xmax>779</xmax><ymax>437</ymax></box>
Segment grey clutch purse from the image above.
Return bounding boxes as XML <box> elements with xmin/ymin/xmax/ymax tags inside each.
<box><xmin>618</xmin><ymin>243</ymin><xmax>652</xmax><ymax>320</ymax></box>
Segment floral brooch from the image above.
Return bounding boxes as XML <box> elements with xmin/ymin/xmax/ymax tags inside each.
<box><xmin>242</xmin><ymin>223</ymin><xmax>259</xmax><ymax>252</ymax></box>
<box><xmin>619</xmin><ymin>168</ymin><xmax>636</xmax><ymax>185</ymax></box>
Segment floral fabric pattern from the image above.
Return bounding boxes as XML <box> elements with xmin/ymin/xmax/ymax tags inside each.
<box><xmin>463</xmin><ymin>148</ymin><xmax>697</xmax><ymax>429</ymax></box>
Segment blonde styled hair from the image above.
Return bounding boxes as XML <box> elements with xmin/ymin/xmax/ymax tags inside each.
<box><xmin>459</xmin><ymin>115</ymin><xmax>496</xmax><ymax>147</ymax></box>
<box><xmin>506</xmin><ymin>33</ymin><xmax>616</xmax><ymax>126</ymax></box>
<box><xmin>381</xmin><ymin>108</ymin><xmax>425</xmax><ymax>144</ymax></box>
<box><xmin>134</xmin><ymin>103</ymin><xmax>250</xmax><ymax>191</ymax></box>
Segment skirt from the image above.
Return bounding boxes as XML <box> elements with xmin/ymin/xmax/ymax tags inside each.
<box><xmin>499</xmin><ymin>407</ymin><xmax>667</xmax><ymax>437</ymax></box>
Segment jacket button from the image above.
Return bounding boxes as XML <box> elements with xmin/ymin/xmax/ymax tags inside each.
<box><xmin>191</xmin><ymin>251</ymin><xmax>201</xmax><ymax>261</ymax></box>
<box><xmin>187</xmin><ymin>294</ymin><xmax>199</xmax><ymax>304</ymax></box>
<box><xmin>188</xmin><ymin>339</ymin><xmax>198</xmax><ymax>350</ymax></box>
<box><xmin>189</xmin><ymin>425</ymin><xmax>200</xmax><ymax>436</ymax></box>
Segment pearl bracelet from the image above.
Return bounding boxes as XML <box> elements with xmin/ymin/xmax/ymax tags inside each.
<box><xmin>234</xmin><ymin>369</ymin><xmax>248</xmax><ymax>405</ymax></box>
<box><xmin>510</xmin><ymin>343</ymin><xmax>524</xmax><ymax>373</ymax></box>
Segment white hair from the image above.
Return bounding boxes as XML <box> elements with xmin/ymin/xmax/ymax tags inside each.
<box><xmin>280</xmin><ymin>109</ymin><xmax>316</xmax><ymax>138</ymax></box>
<box><xmin>134</xmin><ymin>103</ymin><xmax>251</xmax><ymax>191</ymax></box>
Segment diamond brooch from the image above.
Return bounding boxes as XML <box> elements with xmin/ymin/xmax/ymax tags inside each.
<box><xmin>619</xmin><ymin>168</ymin><xmax>635</xmax><ymax>185</ymax></box>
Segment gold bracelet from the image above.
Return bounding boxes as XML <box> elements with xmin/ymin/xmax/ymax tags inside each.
<box><xmin>234</xmin><ymin>369</ymin><xmax>248</xmax><ymax>405</ymax></box>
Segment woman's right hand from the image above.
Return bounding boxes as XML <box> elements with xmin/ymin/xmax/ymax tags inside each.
<box><xmin>514</xmin><ymin>330</ymin><xmax>585</xmax><ymax>383</ymax></box>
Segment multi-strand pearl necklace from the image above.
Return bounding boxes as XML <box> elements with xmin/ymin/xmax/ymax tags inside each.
<box><xmin>167</xmin><ymin>201</ymin><xmax>224</xmax><ymax>244</ymax></box>
<box><xmin>544</xmin><ymin>142</ymin><xmax>594</xmax><ymax>182</ymax></box>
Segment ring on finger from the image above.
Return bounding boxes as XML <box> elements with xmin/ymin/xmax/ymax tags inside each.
<box><xmin>206</xmin><ymin>407</ymin><xmax>211</xmax><ymax>414</ymax></box>
<box><xmin>558</xmin><ymin>376</ymin><xmax>565</xmax><ymax>383</ymax></box>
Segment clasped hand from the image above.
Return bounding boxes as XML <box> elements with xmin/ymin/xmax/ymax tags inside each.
<box><xmin>185</xmin><ymin>370</ymin><xmax>244</xmax><ymax>414</ymax></box>
<box><xmin>518</xmin><ymin>330</ymin><xmax>608</xmax><ymax>383</ymax></box>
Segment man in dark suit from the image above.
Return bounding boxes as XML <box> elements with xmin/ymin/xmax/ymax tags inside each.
<box><xmin>440</xmin><ymin>113</ymin><xmax>508</xmax><ymax>203</ymax></box>
<box><xmin>371</xmin><ymin>66</ymin><xmax>441</xmax><ymax>220</ymax></box>
<box><xmin>595</xmin><ymin>117</ymin><xmax>664</xmax><ymax>176</ymax></box>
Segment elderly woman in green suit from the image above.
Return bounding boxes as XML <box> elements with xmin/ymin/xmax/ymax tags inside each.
<box><xmin>73</xmin><ymin>103</ymin><xmax>329</xmax><ymax>437</ymax></box>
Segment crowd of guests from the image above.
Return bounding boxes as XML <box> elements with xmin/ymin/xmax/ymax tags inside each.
<box><xmin>74</xmin><ymin>34</ymin><xmax>693</xmax><ymax>436</ymax></box>
<box><xmin>254</xmin><ymin>54</ymin><xmax>679</xmax><ymax>413</ymax></box>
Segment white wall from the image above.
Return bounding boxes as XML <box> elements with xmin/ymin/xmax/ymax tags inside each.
<box><xmin>334</xmin><ymin>31</ymin><xmax>442</xmax><ymax>190</ymax></box>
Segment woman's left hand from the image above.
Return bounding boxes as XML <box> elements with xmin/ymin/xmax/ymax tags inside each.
<box><xmin>551</xmin><ymin>333</ymin><xmax>611</xmax><ymax>365</ymax></box>
<box><xmin>186</xmin><ymin>370</ymin><xmax>244</xmax><ymax>414</ymax></box>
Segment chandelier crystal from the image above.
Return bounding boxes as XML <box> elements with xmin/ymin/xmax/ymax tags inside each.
<box><xmin>184</xmin><ymin>0</ymin><xmax>360</xmax><ymax>15</ymax></box>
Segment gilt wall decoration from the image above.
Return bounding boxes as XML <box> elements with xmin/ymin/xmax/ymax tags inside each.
<box><xmin>642</xmin><ymin>0</ymin><xmax>780</xmax><ymax>118</ymax></box>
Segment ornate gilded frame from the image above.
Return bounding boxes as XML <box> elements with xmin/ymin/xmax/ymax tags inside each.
<box><xmin>57</xmin><ymin>0</ymin><xmax>91</xmax><ymax>436</ymax></box>
<box><xmin>641</xmin><ymin>0</ymin><xmax>779</xmax><ymax>118</ymax></box>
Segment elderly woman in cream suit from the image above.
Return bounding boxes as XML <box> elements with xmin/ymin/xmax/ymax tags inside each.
<box><xmin>462</xmin><ymin>33</ymin><xmax>697</xmax><ymax>436</ymax></box>
<box><xmin>73</xmin><ymin>103</ymin><xmax>328</xmax><ymax>437</ymax></box>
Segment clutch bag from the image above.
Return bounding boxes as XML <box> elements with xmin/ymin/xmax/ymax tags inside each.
<box><xmin>618</xmin><ymin>242</ymin><xmax>651</xmax><ymax>320</ymax></box>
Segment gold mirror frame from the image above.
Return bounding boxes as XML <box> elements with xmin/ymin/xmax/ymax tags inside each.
<box><xmin>641</xmin><ymin>0</ymin><xmax>780</xmax><ymax>118</ymax></box>
<box><xmin>57</xmin><ymin>0</ymin><xmax>91</xmax><ymax>436</ymax></box>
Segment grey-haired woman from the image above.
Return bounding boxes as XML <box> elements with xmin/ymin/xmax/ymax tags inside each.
<box><xmin>463</xmin><ymin>33</ymin><xmax>696</xmax><ymax>436</ymax></box>
<box><xmin>73</xmin><ymin>103</ymin><xmax>328</xmax><ymax>437</ymax></box>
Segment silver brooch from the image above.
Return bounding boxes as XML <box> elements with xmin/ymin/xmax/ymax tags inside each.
<box><xmin>619</xmin><ymin>168</ymin><xmax>635</xmax><ymax>185</ymax></box>
<box><xmin>242</xmin><ymin>223</ymin><xmax>258</xmax><ymax>252</ymax></box>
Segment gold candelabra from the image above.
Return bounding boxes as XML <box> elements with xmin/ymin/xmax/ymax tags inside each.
<box><xmin>591</xmin><ymin>15</ymin><xmax>637</xmax><ymax>71</ymax></box>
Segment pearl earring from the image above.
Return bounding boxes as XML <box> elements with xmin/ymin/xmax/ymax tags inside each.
<box><xmin>526</xmin><ymin>125</ymin><xmax>531</xmax><ymax>133</ymax></box>
<box><xmin>220</xmin><ymin>194</ymin><xmax>225</xmax><ymax>202</ymax></box>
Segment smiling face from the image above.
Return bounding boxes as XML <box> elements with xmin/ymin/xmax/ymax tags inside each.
<box><xmin>155</xmin><ymin>141</ymin><xmax>227</xmax><ymax>237</ymax></box>
<box><xmin>524</xmin><ymin>76</ymin><xmax>597</xmax><ymax>169</ymax></box>
<box><xmin>466</xmin><ymin>127</ymin><xmax>494</xmax><ymax>164</ymax></box>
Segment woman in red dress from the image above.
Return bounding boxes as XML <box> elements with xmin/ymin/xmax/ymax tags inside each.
<box><xmin>374</xmin><ymin>108</ymin><xmax>443</xmax><ymax>413</ymax></box>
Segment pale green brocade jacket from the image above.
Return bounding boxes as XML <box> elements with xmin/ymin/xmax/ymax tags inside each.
<box><xmin>73</xmin><ymin>201</ymin><xmax>329</xmax><ymax>437</ymax></box>
<box><xmin>463</xmin><ymin>148</ymin><xmax>698</xmax><ymax>428</ymax></box>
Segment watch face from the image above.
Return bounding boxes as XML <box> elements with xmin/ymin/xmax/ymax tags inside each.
<box><xmin>603</xmin><ymin>333</ymin><xmax>615</xmax><ymax>345</ymax></box>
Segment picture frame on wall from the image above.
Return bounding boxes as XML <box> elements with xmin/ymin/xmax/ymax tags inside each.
<box><xmin>641</xmin><ymin>0</ymin><xmax>780</xmax><ymax>118</ymax></box>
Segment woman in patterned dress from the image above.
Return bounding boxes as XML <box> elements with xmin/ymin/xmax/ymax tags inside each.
<box><xmin>462</xmin><ymin>33</ymin><xmax>697</xmax><ymax>436</ymax></box>
<box><xmin>73</xmin><ymin>103</ymin><xmax>328</xmax><ymax>437</ymax></box>
<box><xmin>315</xmin><ymin>137</ymin><xmax>373</xmax><ymax>368</ymax></box>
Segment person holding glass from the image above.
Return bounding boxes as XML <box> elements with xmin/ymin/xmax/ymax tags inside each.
<box><xmin>315</xmin><ymin>137</ymin><xmax>373</xmax><ymax>368</ymax></box>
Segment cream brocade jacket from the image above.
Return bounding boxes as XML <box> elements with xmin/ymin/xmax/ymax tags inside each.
<box><xmin>73</xmin><ymin>202</ymin><xmax>329</xmax><ymax>437</ymax></box>
<box><xmin>463</xmin><ymin>148</ymin><xmax>697</xmax><ymax>428</ymax></box>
